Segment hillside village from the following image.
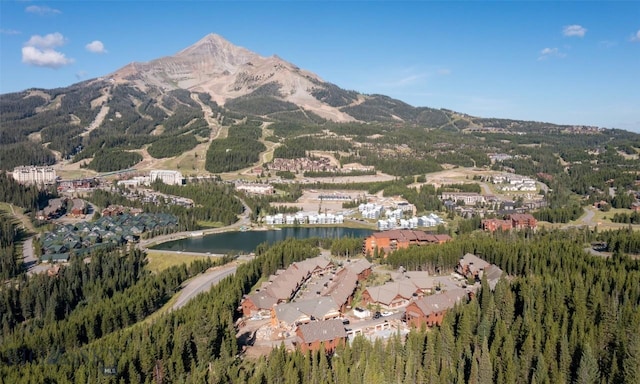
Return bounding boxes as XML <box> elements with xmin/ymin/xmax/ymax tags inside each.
<box><xmin>11</xmin><ymin>162</ymin><xmax>551</xmax><ymax>270</ymax></box>
<box><xmin>1</xmin><ymin>24</ymin><xmax>640</xmax><ymax>383</ymax></box>
<box><xmin>40</xmin><ymin>212</ymin><xmax>178</xmax><ymax>262</ymax></box>
<box><xmin>238</xmin><ymin>252</ymin><xmax>503</xmax><ymax>353</ymax></box>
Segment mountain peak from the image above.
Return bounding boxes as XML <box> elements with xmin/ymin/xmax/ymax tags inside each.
<box><xmin>175</xmin><ymin>33</ymin><xmax>254</xmax><ymax>59</ymax></box>
<box><xmin>110</xmin><ymin>33</ymin><xmax>357</xmax><ymax>122</ymax></box>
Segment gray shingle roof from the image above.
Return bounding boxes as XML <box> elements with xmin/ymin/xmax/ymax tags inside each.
<box><xmin>297</xmin><ymin>319</ymin><xmax>347</xmax><ymax>343</ymax></box>
<box><xmin>344</xmin><ymin>258</ymin><xmax>372</xmax><ymax>275</ymax></box>
<box><xmin>459</xmin><ymin>253</ymin><xmax>490</xmax><ymax>275</ymax></box>
<box><xmin>412</xmin><ymin>288</ymin><xmax>467</xmax><ymax>316</ymax></box>
<box><xmin>246</xmin><ymin>292</ymin><xmax>279</xmax><ymax>310</ymax></box>
<box><xmin>274</xmin><ymin>297</ymin><xmax>340</xmax><ymax>325</ymax></box>
<box><xmin>364</xmin><ymin>280</ymin><xmax>421</xmax><ymax>305</ymax></box>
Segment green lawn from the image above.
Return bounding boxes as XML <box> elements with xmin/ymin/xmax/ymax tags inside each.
<box><xmin>0</xmin><ymin>202</ymin><xmax>36</xmax><ymax>234</ymax></box>
<box><xmin>145</xmin><ymin>250</ymin><xmax>209</xmax><ymax>273</ymax></box>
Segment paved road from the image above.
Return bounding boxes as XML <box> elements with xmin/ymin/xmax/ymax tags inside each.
<box><xmin>478</xmin><ymin>182</ymin><xmax>494</xmax><ymax>196</ymax></box>
<box><xmin>22</xmin><ymin>237</ymin><xmax>44</xmax><ymax>275</ymax></box>
<box><xmin>172</xmin><ymin>265</ymin><xmax>237</xmax><ymax>310</ymax></box>
<box><xmin>22</xmin><ymin>237</ymin><xmax>50</xmax><ymax>275</ymax></box>
<box><xmin>580</xmin><ymin>207</ymin><xmax>596</xmax><ymax>226</ymax></box>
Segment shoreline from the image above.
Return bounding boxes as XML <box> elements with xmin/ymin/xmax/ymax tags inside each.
<box><xmin>145</xmin><ymin>249</ymin><xmax>226</xmax><ymax>257</ymax></box>
<box><xmin>140</xmin><ymin>221</ymin><xmax>376</xmax><ymax>250</ymax></box>
<box><xmin>144</xmin><ymin>223</ymin><xmax>376</xmax><ymax>255</ymax></box>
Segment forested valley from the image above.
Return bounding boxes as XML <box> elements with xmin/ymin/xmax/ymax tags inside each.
<box><xmin>0</xmin><ymin>230</ymin><xmax>638</xmax><ymax>383</ymax></box>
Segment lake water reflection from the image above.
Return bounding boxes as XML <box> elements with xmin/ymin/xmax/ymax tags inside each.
<box><xmin>151</xmin><ymin>227</ymin><xmax>373</xmax><ymax>254</ymax></box>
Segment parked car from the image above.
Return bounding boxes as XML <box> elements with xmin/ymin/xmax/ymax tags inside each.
<box><xmin>381</xmin><ymin>311</ymin><xmax>393</xmax><ymax>317</ymax></box>
<box><xmin>373</xmin><ymin>311</ymin><xmax>381</xmax><ymax>320</ymax></box>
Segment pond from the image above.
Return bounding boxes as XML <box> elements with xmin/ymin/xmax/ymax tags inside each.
<box><xmin>151</xmin><ymin>227</ymin><xmax>373</xmax><ymax>254</ymax></box>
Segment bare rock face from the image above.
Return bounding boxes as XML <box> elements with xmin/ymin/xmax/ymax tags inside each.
<box><xmin>110</xmin><ymin>34</ymin><xmax>357</xmax><ymax>121</ymax></box>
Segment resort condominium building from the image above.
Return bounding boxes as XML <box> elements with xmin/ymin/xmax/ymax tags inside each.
<box><xmin>149</xmin><ymin>170</ymin><xmax>184</xmax><ymax>185</ymax></box>
<box><xmin>12</xmin><ymin>166</ymin><xmax>57</xmax><ymax>185</ymax></box>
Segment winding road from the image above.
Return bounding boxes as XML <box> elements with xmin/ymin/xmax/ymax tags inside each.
<box><xmin>141</xmin><ymin>197</ymin><xmax>252</xmax><ymax>310</ymax></box>
<box><xmin>580</xmin><ymin>207</ymin><xmax>596</xmax><ymax>226</ymax></box>
<box><xmin>172</xmin><ymin>264</ymin><xmax>237</xmax><ymax>310</ymax></box>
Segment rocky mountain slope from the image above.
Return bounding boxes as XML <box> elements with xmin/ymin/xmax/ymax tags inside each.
<box><xmin>110</xmin><ymin>33</ymin><xmax>359</xmax><ymax>122</ymax></box>
<box><xmin>0</xmin><ymin>33</ymin><xmax>607</xmax><ymax>172</ymax></box>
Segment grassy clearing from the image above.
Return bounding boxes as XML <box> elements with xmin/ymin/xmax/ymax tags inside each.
<box><xmin>145</xmin><ymin>250</ymin><xmax>209</xmax><ymax>273</ymax></box>
<box><xmin>56</xmin><ymin>168</ymin><xmax>97</xmax><ymax>180</ymax></box>
<box><xmin>557</xmin><ymin>207</ymin><xmax>640</xmax><ymax>232</ymax></box>
<box><xmin>593</xmin><ymin>208</ymin><xmax>634</xmax><ymax>222</ymax></box>
<box><xmin>0</xmin><ymin>202</ymin><xmax>36</xmax><ymax>233</ymax></box>
<box><xmin>592</xmin><ymin>208</ymin><xmax>640</xmax><ymax>230</ymax></box>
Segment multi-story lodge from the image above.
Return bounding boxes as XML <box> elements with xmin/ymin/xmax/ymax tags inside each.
<box><xmin>456</xmin><ymin>253</ymin><xmax>504</xmax><ymax>289</ymax></box>
<box><xmin>404</xmin><ymin>288</ymin><xmax>469</xmax><ymax>327</ymax></box>
<box><xmin>149</xmin><ymin>170</ymin><xmax>184</xmax><ymax>185</ymax></box>
<box><xmin>482</xmin><ymin>213</ymin><xmax>538</xmax><ymax>232</ymax></box>
<box><xmin>235</xmin><ymin>182</ymin><xmax>274</xmax><ymax>195</ymax></box>
<box><xmin>440</xmin><ymin>192</ymin><xmax>485</xmax><ymax>206</ymax></box>
<box><xmin>295</xmin><ymin>319</ymin><xmax>347</xmax><ymax>353</ymax></box>
<box><xmin>362</xmin><ymin>230</ymin><xmax>452</xmax><ymax>256</ymax></box>
<box><xmin>481</xmin><ymin>218</ymin><xmax>513</xmax><ymax>232</ymax></box>
<box><xmin>12</xmin><ymin>166</ymin><xmax>57</xmax><ymax>185</ymax></box>
<box><xmin>509</xmin><ymin>213</ymin><xmax>537</xmax><ymax>230</ymax></box>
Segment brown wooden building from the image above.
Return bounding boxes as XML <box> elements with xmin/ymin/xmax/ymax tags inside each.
<box><xmin>404</xmin><ymin>288</ymin><xmax>468</xmax><ymax>328</ymax></box>
<box><xmin>363</xmin><ymin>230</ymin><xmax>452</xmax><ymax>257</ymax></box>
<box><xmin>295</xmin><ymin>319</ymin><xmax>347</xmax><ymax>353</ymax></box>
<box><xmin>481</xmin><ymin>218</ymin><xmax>512</xmax><ymax>232</ymax></box>
<box><xmin>509</xmin><ymin>213</ymin><xmax>537</xmax><ymax>230</ymax></box>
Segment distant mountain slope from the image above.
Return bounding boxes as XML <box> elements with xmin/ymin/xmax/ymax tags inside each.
<box><xmin>0</xmin><ymin>33</ymin><xmax>610</xmax><ymax>171</ymax></box>
<box><xmin>109</xmin><ymin>33</ymin><xmax>359</xmax><ymax>122</ymax></box>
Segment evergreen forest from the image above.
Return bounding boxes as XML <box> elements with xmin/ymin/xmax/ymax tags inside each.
<box><xmin>0</xmin><ymin>231</ymin><xmax>638</xmax><ymax>383</ymax></box>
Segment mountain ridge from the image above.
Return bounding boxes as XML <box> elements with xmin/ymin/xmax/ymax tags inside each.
<box><xmin>108</xmin><ymin>33</ymin><xmax>360</xmax><ymax>122</ymax></box>
<box><xmin>0</xmin><ymin>33</ymin><xmax>614</xmax><ymax>173</ymax></box>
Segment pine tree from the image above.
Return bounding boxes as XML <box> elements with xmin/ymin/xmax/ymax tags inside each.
<box><xmin>576</xmin><ymin>344</ymin><xmax>600</xmax><ymax>384</ymax></box>
<box><xmin>623</xmin><ymin>327</ymin><xmax>640</xmax><ymax>384</ymax></box>
<box><xmin>479</xmin><ymin>340</ymin><xmax>492</xmax><ymax>384</ymax></box>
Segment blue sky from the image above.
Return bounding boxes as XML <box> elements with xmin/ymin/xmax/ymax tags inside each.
<box><xmin>1</xmin><ymin>1</ymin><xmax>639</xmax><ymax>131</ymax></box>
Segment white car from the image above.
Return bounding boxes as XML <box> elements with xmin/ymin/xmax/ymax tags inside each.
<box><xmin>381</xmin><ymin>311</ymin><xmax>393</xmax><ymax>317</ymax></box>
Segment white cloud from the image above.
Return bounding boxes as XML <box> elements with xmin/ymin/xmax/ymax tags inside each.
<box><xmin>631</xmin><ymin>30</ymin><xmax>640</xmax><ymax>42</ymax></box>
<box><xmin>85</xmin><ymin>40</ymin><xmax>107</xmax><ymax>54</ymax></box>
<box><xmin>538</xmin><ymin>47</ymin><xmax>566</xmax><ymax>60</ymax></box>
<box><xmin>22</xmin><ymin>32</ymin><xmax>73</xmax><ymax>68</ymax></box>
<box><xmin>22</xmin><ymin>46</ymin><xmax>74</xmax><ymax>68</ymax></box>
<box><xmin>25</xmin><ymin>5</ymin><xmax>61</xmax><ymax>16</ymax></box>
<box><xmin>0</xmin><ymin>29</ymin><xmax>21</xmax><ymax>35</ymax></box>
<box><xmin>437</xmin><ymin>68</ymin><xmax>452</xmax><ymax>76</ymax></box>
<box><xmin>563</xmin><ymin>25</ymin><xmax>587</xmax><ymax>37</ymax></box>
<box><xmin>25</xmin><ymin>32</ymin><xmax>66</xmax><ymax>49</ymax></box>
